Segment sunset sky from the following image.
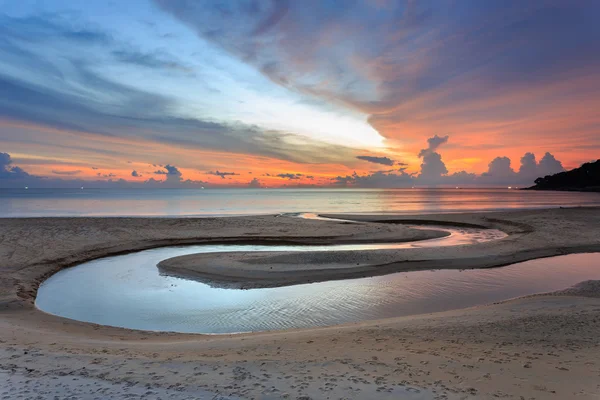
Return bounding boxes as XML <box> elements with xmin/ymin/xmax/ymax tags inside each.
<box><xmin>1</xmin><ymin>0</ymin><xmax>599</xmax><ymax>188</ymax></box>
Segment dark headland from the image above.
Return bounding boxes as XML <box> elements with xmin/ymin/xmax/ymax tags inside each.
<box><xmin>526</xmin><ymin>159</ymin><xmax>600</xmax><ymax>192</ymax></box>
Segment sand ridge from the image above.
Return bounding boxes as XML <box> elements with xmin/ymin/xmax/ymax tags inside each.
<box><xmin>158</xmin><ymin>207</ymin><xmax>600</xmax><ymax>288</ymax></box>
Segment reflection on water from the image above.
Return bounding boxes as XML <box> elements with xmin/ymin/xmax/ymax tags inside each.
<box><xmin>3</xmin><ymin>188</ymin><xmax>600</xmax><ymax>217</ymax></box>
<box><xmin>36</xmin><ymin>247</ymin><xmax>600</xmax><ymax>334</ymax></box>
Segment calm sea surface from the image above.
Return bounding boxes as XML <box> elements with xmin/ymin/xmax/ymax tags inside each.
<box><xmin>1</xmin><ymin>188</ymin><xmax>600</xmax><ymax>217</ymax></box>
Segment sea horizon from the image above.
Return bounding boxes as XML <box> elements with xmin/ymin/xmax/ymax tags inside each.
<box><xmin>2</xmin><ymin>187</ymin><xmax>600</xmax><ymax>218</ymax></box>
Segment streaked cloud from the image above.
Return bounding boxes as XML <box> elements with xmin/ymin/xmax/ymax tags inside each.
<box><xmin>356</xmin><ymin>155</ymin><xmax>395</xmax><ymax>166</ymax></box>
<box><xmin>207</xmin><ymin>170</ymin><xmax>239</xmax><ymax>179</ymax></box>
<box><xmin>51</xmin><ymin>169</ymin><xmax>81</xmax><ymax>176</ymax></box>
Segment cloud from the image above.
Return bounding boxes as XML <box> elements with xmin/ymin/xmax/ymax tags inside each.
<box><xmin>479</xmin><ymin>152</ymin><xmax>564</xmax><ymax>185</ymax></box>
<box><xmin>131</xmin><ymin>170</ymin><xmax>141</xmax><ymax>177</ymax></box>
<box><xmin>154</xmin><ymin>164</ymin><xmax>183</xmax><ymax>182</ymax></box>
<box><xmin>276</xmin><ymin>173</ymin><xmax>303</xmax><ymax>180</ymax></box>
<box><xmin>418</xmin><ymin>135</ymin><xmax>449</xmax><ymax>182</ymax></box>
<box><xmin>419</xmin><ymin>152</ymin><xmax>448</xmax><ymax>182</ymax></box>
<box><xmin>248</xmin><ymin>178</ymin><xmax>262</xmax><ymax>188</ymax></box>
<box><xmin>418</xmin><ymin>135</ymin><xmax>449</xmax><ymax>158</ymax></box>
<box><xmin>483</xmin><ymin>157</ymin><xmax>516</xmax><ymax>179</ymax></box>
<box><xmin>51</xmin><ymin>170</ymin><xmax>82</xmax><ymax>176</ymax></box>
<box><xmin>0</xmin><ymin>152</ymin><xmax>31</xmax><ymax>180</ymax></box>
<box><xmin>333</xmin><ymin>170</ymin><xmax>414</xmax><ymax>188</ymax></box>
<box><xmin>111</xmin><ymin>50</ymin><xmax>193</xmax><ymax>74</ymax></box>
<box><xmin>335</xmin><ymin>134</ymin><xmax>567</xmax><ymax>187</ymax></box>
<box><xmin>518</xmin><ymin>153</ymin><xmax>538</xmax><ymax>178</ymax></box>
<box><xmin>538</xmin><ymin>152</ymin><xmax>564</xmax><ymax>176</ymax></box>
<box><xmin>207</xmin><ymin>170</ymin><xmax>239</xmax><ymax>179</ymax></box>
<box><xmin>356</xmin><ymin>155</ymin><xmax>395</xmax><ymax>166</ymax></box>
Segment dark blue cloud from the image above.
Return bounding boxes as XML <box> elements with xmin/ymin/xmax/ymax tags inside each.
<box><xmin>0</xmin><ymin>152</ymin><xmax>31</xmax><ymax>180</ymax></box>
<box><xmin>356</xmin><ymin>155</ymin><xmax>395</xmax><ymax>166</ymax></box>
<box><xmin>207</xmin><ymin>170</ymin><xmax>239</xmax><ymax>179</ymax></box>
<box><xmin>277</xmin><ymin>173</ymin><xmax>303</xmax><ymax>180</ymax></box>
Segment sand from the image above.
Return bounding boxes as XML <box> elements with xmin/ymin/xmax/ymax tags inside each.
<box><xmin>0</xmin><ymin>215</ymin><xmax>442</xmax><ymax>309</ymax></box>
<box><xmin>159</xmin><ymin>207</ymin><xmax>600</xmax><ymax>288</ymax></box>
<box><xmin>1</xmin><ymin>207</ymin><xmax>600</xmax><ymax>399</ymax></box>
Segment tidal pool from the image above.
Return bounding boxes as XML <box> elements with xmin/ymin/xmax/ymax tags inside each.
<box><xmin>36</xmin><ymin>234</ymin><xmax>599</xmax><ymax>334</ymax></box>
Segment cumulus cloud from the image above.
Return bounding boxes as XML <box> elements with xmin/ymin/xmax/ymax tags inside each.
<box><xmin>478</xmin><ymin>152</ymin><xmax>565</xmax><ymax>185</ymax></box>
<box><xmin>419</xmin><ymin>152</ymin><xmax>448</xmax><ymax>182</ymax></box>
<box><xmin>518</xmin><ymin>153</ymin><xmax>538</xmax><ymax>178</ymax></box>
<box><xmin>248</xmin><ymin>178</ymin><xmax>262</xmax><ymax>188</ymax></box>
<box><xmin>418</xmin><ymin>135</ymin><xmax>449</xmax><ymax>157</ymax></box>
<box><xmin>333</xmin><ymin>134</ymin><xmax>566</xmax><ymax>188</ymax></box>
<box><xmin>332</xmin><ymin>170</ymin><xmax>414</xmax><ymax>188</ymax></box>
<box><xmin>517</xmin><ymin>152</ymin><xmax>565</xmax><ymax>180</ymax></box>
<box><xmin>207</xmin><ymin>170</ymin><xmax>239</xmax><ymax>179</ymax></box>
<box><xmin>154</xmin><ymin>164</ymin><xmax>183</xmax><ymax>182</ymax></box>
<box><xmin>131</xmin><ymin>170</ymin><xmax>141</xmax><ymax>177</ymax></box>
<box><xmin>484</xmin><ymin>157</ymin><xmax>516</xmax><ymax>179</ymax></box>
<box><xmin>418</xmin><ymin>135</ymin><xmax>449</xmax><ymax>182</ymax></box>
<box><xmin>0</xmin><ymin>152</ymin><xmax>31</xmax><ymax>180</ymax></box>
<box><xmin>356</xmin><ymin>155</ymin><xmax>395</xmax><ymax>166</ymax></box>
<box><xmin>538</xmin><ymin>152</ymin><xmax>565</xmax><ymax>176</ymax></box>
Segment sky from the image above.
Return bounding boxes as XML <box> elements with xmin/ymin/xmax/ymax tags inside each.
<box><xmin>0</xmin><ymin>0</ymin><xmax>599</xmax><ymax>188</ymax></box>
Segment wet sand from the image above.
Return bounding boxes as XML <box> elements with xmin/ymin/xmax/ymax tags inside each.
<box><xmin>1</xmin><ymin>207</ymin><xmax>600</xmax><ymax>399</ymax></box>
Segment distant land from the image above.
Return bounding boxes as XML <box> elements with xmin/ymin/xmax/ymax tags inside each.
<box><xmin>527</xmin><ymin>159</ymin><xmax>600</xmax><ymax>192</ymax></box>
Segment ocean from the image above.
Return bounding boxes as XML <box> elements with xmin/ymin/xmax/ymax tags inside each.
<box><xmin>1</xmin><ymin>188</ymin><xmax>600</xmax><ymax>218</ymax></box>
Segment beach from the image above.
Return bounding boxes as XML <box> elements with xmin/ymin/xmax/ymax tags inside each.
<box><xmin>1</xmin><ymin>208</ymin><xmax>600</xmax><ymax>399</ymax></box>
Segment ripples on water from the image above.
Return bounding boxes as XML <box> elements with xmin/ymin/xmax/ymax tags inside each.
<box><xmin>36</xmin><ymin>245</ymin><xmax>600</xmax><ymax>334</ymax></box>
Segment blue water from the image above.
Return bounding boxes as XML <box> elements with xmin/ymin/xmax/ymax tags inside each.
<box><xmin>36</xmin><ymin>251</ymin><xmax>600</xmax><ymax>334</ymax></box>
<box><xmin>2</xmin><ymin>188</ymin><xmax>600</xmax><ymax>217</ymax></box>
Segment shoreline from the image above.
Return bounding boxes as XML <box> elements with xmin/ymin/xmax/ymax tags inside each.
<box><xmin>0</xmin><ymin>215</ymin><xmax>444</xmax><ymax>309</ymax></box>
<box><xmin>1</xmin><ymin>207</ymin><xmax>600</xmax><ymax>398</ymax></box>
<box><xmin>2</xmin><ymin>285</ymin><xmax>600</xmax><ymax>399</ymax></box>
<box><xmin>2</xmin><ymin>206</ymin><xmax>600</xmax><ymax>307</ymax></box>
